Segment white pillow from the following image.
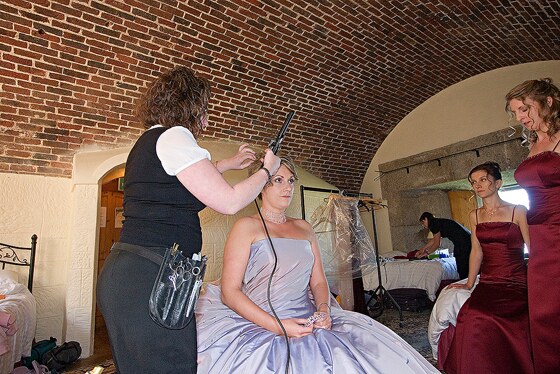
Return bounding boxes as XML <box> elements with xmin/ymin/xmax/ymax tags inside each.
<box><xmin>0</xmin><ymin>269</ymin><xmax>19</xmax><ymax>283</ymax></box>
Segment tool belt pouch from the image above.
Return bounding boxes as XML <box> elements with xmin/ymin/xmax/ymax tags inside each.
<box><xmin>148</xmin><ymin>243</ymin><xmax>207</xmax><ymax>330</ymax></box>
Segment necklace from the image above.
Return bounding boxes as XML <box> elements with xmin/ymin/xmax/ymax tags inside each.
<box><xmin>484</xmin><ymin>205</ymin><xmax>501</xmax><ymax>217</ymax></box>
<box><xmin>260</xmin><ymin>208</ymin><xmax>286</xmax><ymax>224</ymax></box>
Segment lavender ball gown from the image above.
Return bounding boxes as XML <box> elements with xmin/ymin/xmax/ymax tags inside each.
<box><xmin>196</xmin><ymin>238</ymin><xmax>438</xmax><ymax>373</ymax></box>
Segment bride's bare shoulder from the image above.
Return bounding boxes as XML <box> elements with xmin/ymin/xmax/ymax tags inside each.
<box><xmin>231</xmin><ymin>215</ymin><xmax>262</xmax><ymax>232</ymax></box>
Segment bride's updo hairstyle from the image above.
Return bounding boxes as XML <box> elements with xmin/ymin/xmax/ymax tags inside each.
<box><xmin>248</xmin><ymin>154</ymin><xmax>298</xmax><ymax>197</ymax></box>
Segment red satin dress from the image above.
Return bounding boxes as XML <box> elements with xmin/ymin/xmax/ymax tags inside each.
<box><xmin>515</xmin><ymin>148</ymin><xmax>560</xmax><ymax>374</ymax></box>
<box><xmin>443</xmin><ymin>208</ymin><xmax>532</xmax><ymax>374</ymax></box>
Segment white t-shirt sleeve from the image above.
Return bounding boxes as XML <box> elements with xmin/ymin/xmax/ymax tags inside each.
<box><xmin>156</xmin><ymin>126</ymin><xmax>211</xmax><ymax>176</ymax></box>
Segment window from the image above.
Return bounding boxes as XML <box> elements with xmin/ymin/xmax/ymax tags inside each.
<box><xmin>499</xmin><ymin>188</ymin><xmax>529</xmax><ymax>210</ymax></box>
<box><xmin>499</xmin><ymin>187</ymin><xmax>529</xmax><ymax>254</ymax></box>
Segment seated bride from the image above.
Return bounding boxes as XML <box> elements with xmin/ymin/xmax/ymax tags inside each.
<box><xmin>195</xmin><ymin>156</ymin><xmax>438</xmax><ymax>373</ymax></box>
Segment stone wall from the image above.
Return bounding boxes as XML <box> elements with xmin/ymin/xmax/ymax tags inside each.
<box><xmin>379</xmin><ymin>125</ymin><xmax>529</xmax><ymax>252</ymax></box>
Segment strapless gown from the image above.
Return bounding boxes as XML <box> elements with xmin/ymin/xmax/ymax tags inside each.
<box><xmin>196</xmin><ymin>238</ymin><xmax>438</xmax><ymax>373</ymax></box>
<box><xmin>515</xmin><ymin>151</ymin><xmax>560</xmax><ymax>373</ymax></box>
<box><xmin>442</xmin><ymin>222</ymin><xmax>532</xmax><ymax>374</ymax></box>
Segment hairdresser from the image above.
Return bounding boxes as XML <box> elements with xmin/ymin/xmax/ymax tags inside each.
<box><xmin>96</xmin><ymin>66</ymin><xmax>280</xmax><ymax>374</ymax></box>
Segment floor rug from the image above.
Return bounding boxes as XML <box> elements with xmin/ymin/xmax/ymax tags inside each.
<box><xmin>374</xmin><ymin>307</ymin><xmax>438</xmax><ymax>367</ymax></box>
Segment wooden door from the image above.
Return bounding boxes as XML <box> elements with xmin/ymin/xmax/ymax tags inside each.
<box><xmin>448</xmin><ymin>190</ymin><xmax>478</xmax><ymax>230</ymax></box>
<box><xmin>98</xmin><ymin>191</ymin><xmax>123</xmax><ymax>273</ymax></box>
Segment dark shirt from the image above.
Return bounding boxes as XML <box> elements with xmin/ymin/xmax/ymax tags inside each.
<box><xmin>428</xmin><ymin>217</ymin><xmax>471</xmax><ymax>248</ymax></box>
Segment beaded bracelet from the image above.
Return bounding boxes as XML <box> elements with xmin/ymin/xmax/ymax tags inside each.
<box><xmin>260</xmin><ymin>166</ymin><xmax>272</xmax><ymax>183</ymax></box>
<box><xmin>317</xmin><ymin>302</ymin><xmax>331</xmax><ymax>313</ymax></box>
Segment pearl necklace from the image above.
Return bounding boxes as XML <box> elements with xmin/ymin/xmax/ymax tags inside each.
<box><xmin>261</xmin><ymin>208</ymin><xmax>286</xmax><ymax>224</ymax></box>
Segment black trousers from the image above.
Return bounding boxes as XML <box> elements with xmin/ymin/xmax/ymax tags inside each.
<box><xmin>453</xmin><ymin>243</ymin><xmax>472</xmax><ymax>280</ymax></box>
<box><xmin>97</xmin><ymin>243</ymin><xmax>197</xmax><ymax>374</ymax></box>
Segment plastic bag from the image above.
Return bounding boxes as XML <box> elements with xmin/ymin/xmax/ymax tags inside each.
<box><xmin>11</xmin><ymin>360</ymin><xmax>50</xmax><ymax>374</ymax></box>
<box><xmin>149</xmin><ymin>243</ymin><xmax>207</xmax><ymax>329</ymax></box>
<box><xmin>310</xmin><ymin>196</ymin><xmax>377</xmax><ymax>280</ymax></box>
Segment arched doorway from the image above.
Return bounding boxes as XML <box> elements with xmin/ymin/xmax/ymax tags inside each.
<box><xmin>67</xmin><ymin>146</ymin><xmax>131</xmax><ymax>357</ymax></box>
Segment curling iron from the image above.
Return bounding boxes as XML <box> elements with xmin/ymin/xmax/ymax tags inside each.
<box><xmin>268</xmin><ymin>111</ymin><xmax>295</xmax><ymax>154</ymax></box>
<box><xmin>258</xmin><ymin>110</ymin><xmax>295</xmax><ymax>374</ymax></box>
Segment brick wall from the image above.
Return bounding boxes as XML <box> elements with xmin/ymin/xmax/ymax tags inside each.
<box><xmin>1</xmin><ymin>1</ymin><xmax>559</xmax><ymax>191</ymax></box>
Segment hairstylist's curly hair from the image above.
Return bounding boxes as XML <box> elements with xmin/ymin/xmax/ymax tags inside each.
<box><xmin>136</xmin><ymin>66</ymin><xmax>211</xmax><ymax>137</ymax></box>
<box><xmin>468</xmin><ymin>161</ymin><xmax>502</xmax><ymax>184</ymax></box>
<box><xmin>505</xmin><ymin>78</ymin><xmax>560</xmax><ymax>144</ymax></box>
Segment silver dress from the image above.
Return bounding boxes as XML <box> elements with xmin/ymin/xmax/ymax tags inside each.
<box><xmin>196</xmin><ymin>238</ymin><xmax>438</xmax><ymax>373</ymax></box>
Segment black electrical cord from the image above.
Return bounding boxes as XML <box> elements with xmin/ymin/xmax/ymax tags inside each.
<box><xmin>255</xmin><ymin>200</ymin><xmax>291</xmax><ymax>374</ymax></box>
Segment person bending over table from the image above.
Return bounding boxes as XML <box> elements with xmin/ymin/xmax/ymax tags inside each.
<box><xmin>416</xmin><ymin>212</ymin><xmax>471</xmax><ymax>279</ymax></box>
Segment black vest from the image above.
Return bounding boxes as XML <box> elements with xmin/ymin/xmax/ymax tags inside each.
<box><xmin>119</xmin><ymin>127</ymin><xmax>206</xmax><ymax>255</ymax></box>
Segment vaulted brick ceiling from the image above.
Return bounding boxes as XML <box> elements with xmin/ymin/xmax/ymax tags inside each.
<box><xmin>0</xmin><ymin>1</ymin><xmax>559</xmax><ymax>192</ymax></box>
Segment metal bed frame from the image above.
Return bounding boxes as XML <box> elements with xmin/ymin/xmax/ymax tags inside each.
<box><xmin>0</xmin><ymin>234</ymin><xmax>37</xmax><ymax>292</ymax></box>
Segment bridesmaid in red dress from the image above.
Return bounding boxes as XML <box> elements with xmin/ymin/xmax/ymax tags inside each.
<box><xmin>508</xmin><ymin>78</ymin><xmax>560</xmax><ymax>374</ymax></box>
<box><xmin>443</xmin><ymin>162</ymin><xmax>532</xmax><ymax>374</ymax></box>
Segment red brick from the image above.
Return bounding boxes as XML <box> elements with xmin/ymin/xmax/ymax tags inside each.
<box><xmin>9</xmin><ymin>164</ymin><xmax>37</xmax><ymax>173</ymax></box>
<box><xmin>0</xmin><ymin>1</ymin><xmax>556</xmax><ymax>189</ymax></box>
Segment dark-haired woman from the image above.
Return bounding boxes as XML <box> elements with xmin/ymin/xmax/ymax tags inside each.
<box><xmin>442</xmin><ymin>162</ymin><xmax>532</xmax><ymax>374</ymax></box>
<box><xmin>509</xmin><ymin>78</ymin><xmax>560</xmax><ymax>374</ymax></box>
<box><xmin>96</xmin><ymin>66</ymin><xmax>281</xmax><ymax>374</ymax></box>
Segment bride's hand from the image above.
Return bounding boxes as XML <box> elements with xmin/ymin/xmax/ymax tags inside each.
<box><xmin>278</xmin><ymin>318</ymin><xmax>313</xmax><ymax>338</ymax></box>
<box><xmin>312</xmin><ymin>312</ymin><xmax>332</xmax><ymax>330</ymax></box>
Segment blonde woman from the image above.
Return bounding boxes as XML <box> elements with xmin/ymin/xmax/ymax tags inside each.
<box><xmin>196</xmin><ymin>157</ymin><xmax>438</xmax><ymax>374</ymax></box>
<box><xmin>508</xmin><ymin>78</ymin><xmax>560</xmax><ymax>374</ymax></box>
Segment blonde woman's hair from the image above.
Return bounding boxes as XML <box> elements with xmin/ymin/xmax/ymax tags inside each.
<box><xmin>505</xmin><ymin>78</ymin><xmax>560</xmax><ymax>144</ymax></box>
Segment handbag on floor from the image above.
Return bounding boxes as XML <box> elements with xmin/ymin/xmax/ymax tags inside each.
<box><xmin>149</xmin><ymin>243</ymin><xmax>207</xmax><ymax>329</ymax></box>
<box><xmin>385</xmin><ymin>288</ymin><xmax>433</xmax><ymax>312</ymax></box>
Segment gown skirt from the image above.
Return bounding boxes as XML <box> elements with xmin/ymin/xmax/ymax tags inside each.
<box><xmin>196</xmin><ymin>238</ymin><xmax>438</xmax><ymax>374</ymax></box>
